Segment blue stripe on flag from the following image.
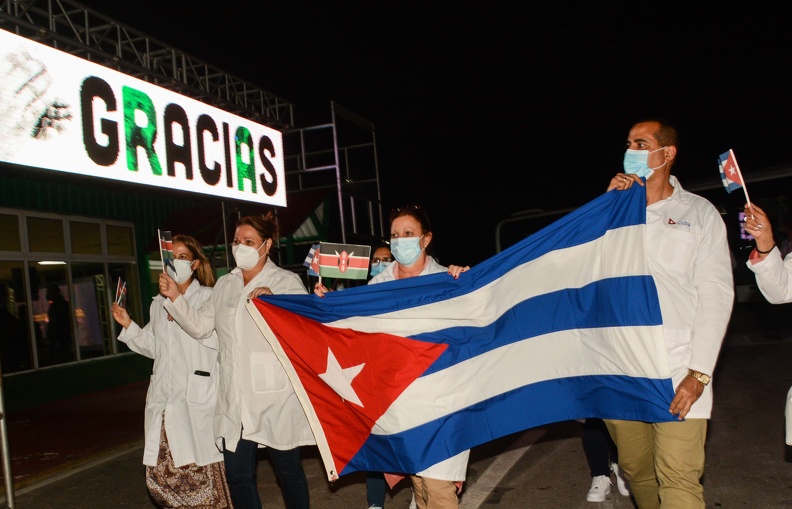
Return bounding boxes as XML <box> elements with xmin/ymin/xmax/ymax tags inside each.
<box><xmin>351</xmin><ymin>374</ymin><xmax>672</xmax><ymax>474</ymax></box>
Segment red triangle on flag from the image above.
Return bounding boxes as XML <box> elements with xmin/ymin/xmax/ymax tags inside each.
<box><xmin>310</xmin><ymin>254</ymin><xmax>320</xmax><ymax>274</ymax></box>
<box><xmin>722</xmin><ymin>152</ymin><xmax>741</xmax><ymax>185</ymax></box>
<box><xmin>251</xmin><ymin>298</ymin><xmax>447</xmax><ymax>475</ymax></box>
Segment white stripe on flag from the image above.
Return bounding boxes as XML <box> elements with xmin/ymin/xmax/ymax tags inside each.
<box><xmin>372</xmin><ymin>324</ymin><xmax>666</xmax><ymax>434</ymax></box>
<box><xmin>326</xmin><ymin>224</ymin><xmax>646</xmax><ymax>335</ymax></box>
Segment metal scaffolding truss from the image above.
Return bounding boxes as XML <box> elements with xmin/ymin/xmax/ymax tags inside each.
<box><xmin>0</xmin><ymin>0</ymin><xmax>294</xmax><ymax>128</ymax></box>
<box><xmin>283</xmin><ymin>101</ymin><xmax>386</xmax><ymax>247</ymax></box>
<box><xmin>0</xmin><ymin>0</ymin><xmax>386</xmax><ymax>254</ymax></box>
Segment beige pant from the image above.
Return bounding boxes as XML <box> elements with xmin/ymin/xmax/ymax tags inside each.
<box><xmin>410</xmin><ymin>475</ymin><xmax>459</xmax><ymax>509</ymax></box>
<box><xmin>604</xmin><ymin>418</ymin><xmax>707</xmax><ymax>509</ymax></box>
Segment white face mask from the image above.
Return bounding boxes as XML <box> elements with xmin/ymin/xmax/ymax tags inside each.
<box><xmin>166</xmin><ymin>259</ymin><xmax>195</xmax><ymax>284</ymax></box>
<box><xmin>390</xmin><ymin>236</ymin><xmax>424</xmax><ymax>267</ymax></box>
<box><xmin>232</xmin><ymin>242</ymin><xmax>266</xmax><ymax>270</ymax></box>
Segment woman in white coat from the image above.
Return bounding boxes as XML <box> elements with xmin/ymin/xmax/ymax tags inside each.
<box><xmin>316</xmin><ymin>204</ymin><xmax>469</xmax><ymax>509</ymax></box>
<box><xmin>742</xmin><ymin>203</ymin><xmax>792</xmax><ymax>446</ymax></box>
<box><xmin>111</xmin><ymin>234</ymin><xmax>232</xmax><ymax>508</ymax></box>
<box><xmin>159</xmin><ymin>215</ymin><xmax>315</xmax><ymax>509</ymax></box>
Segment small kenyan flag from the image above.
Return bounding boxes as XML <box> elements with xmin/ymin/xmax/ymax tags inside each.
<box><xmin>318</xmin><ymin>242</ymin><xmax>371</xmax><ymax>280</ymax></box>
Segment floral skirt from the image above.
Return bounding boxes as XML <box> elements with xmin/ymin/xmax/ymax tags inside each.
<box><xmin>146</xmin><ymin>417</ymin><xmax>234</xmax><ymax>509</ymax></box>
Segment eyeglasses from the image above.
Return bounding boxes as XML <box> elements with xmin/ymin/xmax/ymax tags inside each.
<box><xmin>371</xmin><ymin>257</ymin><xmax>393</xmax><ymax>264</ymax></box>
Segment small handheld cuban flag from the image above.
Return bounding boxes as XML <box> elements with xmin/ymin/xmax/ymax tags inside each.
<box><xmin>114</xmin><ymin>277</ymin><xmax>127</xmax><ymax>307</ymax></box>
<box><xmin>303</xmin><ymin>243</ymin><xmax>320</xmax><ymax>277</ymax></box>
<box><xmin>719</xmin><ymin>149</ymin><xmax>751</xmax><ymax>207</ymax></box>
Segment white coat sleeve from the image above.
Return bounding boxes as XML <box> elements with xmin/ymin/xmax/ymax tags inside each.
<box><xmin>162</xmin><ymin>292</ymin><xmax>216</xmax><ymax>339</ymax></box>
<box><xmin>746</xmin><ymin>248</ymin><xmax>792</xmax><ymax>304</ymax></box>
<box><xmin>117</xmin><ymin>299</ymin><xmax>162</xmax><ymax>358</ymax></box>
<box><xmin>117</xmin><ymin>319</ymin><xmax>155</xmax><ymax>359</ymax></box>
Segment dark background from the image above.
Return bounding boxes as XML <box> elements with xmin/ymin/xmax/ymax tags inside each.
<box><xmin>76</xmin><ymin>1</ymin><xmax>792</xmax><ymax>265</ymax></box>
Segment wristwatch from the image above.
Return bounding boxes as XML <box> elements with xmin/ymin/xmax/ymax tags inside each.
<box><xmin>688</xmin><ymin>369</ymin><xmax>711</xmax><ymax>386</ymax></box>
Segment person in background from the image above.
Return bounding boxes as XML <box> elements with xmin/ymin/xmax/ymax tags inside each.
<box><xmin>46</xmin><ymin>284</ymin><xmax>72</xmax><ymax>363</ymax></box>
<box><xmin>604</xmin><ymin>118</ymin><xmax>734</xmax><ymax>509</ymax></box>
<box><xmin>742</xmin><ymin>202</ymin><xmax>792</xmax><ymax>447</ymax></box>
<box><xmin>369</xmin><ymin>241</ymin><xmax>393</xmax><ymax>279</ymax></box>
<box><xmin>316</xmin><ymin>205</ymin><xmax>469</xmax><ymax>509</ymax></box>
<box><xmin>0</xmin><ymin>289</ymin><xmax>26</xmax><ymax>374</ymax></box>
<box><xmin>111</xmin><ymin>234</ymin><xmax>233</xmax><ymax>508</ymax></box>
<box><xmin>581</xmin><ymin>418</ymin><xmax>630</xmax><ymax>502</ymax></box>
<box><xmin>159</xmin><ymin>215</ymin><xmax>314</xmax><ymax>509</ymax></box>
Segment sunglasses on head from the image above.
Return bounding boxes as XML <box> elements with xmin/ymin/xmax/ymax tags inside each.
<box><xmin>390</xmin><ymin>204</ymin><xmax>426</xmax><ymax>222</ymax></box>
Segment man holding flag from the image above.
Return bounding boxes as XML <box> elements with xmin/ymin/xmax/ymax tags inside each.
<box><xmin>608</xmin><ymin>118</ymin><xmax>734</xmax><ymax>509</ymax></box>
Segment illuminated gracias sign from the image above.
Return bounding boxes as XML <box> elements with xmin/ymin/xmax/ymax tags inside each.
<box><xmin>0</xmin><ymin>28</ymin><xmax>285</xmax><ymax>206</ymax></box>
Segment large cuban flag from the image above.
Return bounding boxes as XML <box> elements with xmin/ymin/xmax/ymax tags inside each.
<box><xmin>247</xmin><ymin>184</ymin><xmax>676</xmax><ymax>482</ymax></box>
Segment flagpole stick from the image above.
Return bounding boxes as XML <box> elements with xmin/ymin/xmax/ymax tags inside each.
<box><xmin>158</xmin><ymin>230</ymin><xmax>166</xmax><ymax>273</ymax></box>
<box><xmin>731</xmin><ymin>149</ymin><xmax>751</xmax><ymax>209</ymax></box>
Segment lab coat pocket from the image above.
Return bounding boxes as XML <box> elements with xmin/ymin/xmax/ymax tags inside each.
<box><xmin>251</xmin><ymin>351</ymin><xmax>289</xmax><ymax>393</ymax></box>
<box><xmin>658</xmin><ymin>227</ymin><xmax>697</xmax><ymax>273</ymax></box>
<box><xmin>187</xmin><ymin>370</ymin><xmax>214</xmax><ymax>405</ymax></box>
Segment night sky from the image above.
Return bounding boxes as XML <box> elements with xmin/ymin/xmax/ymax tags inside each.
<box><xmin>76</xmin><ymin>1</ymin><xmax>792</xmax><ymax>265</ymax></box>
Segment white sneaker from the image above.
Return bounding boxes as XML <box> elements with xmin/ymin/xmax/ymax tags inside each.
<box><xmin>611</xmin><ymin>463</ymin><xmax>631</xmax><ymax>497</ymax></box>
<box><xmin>408</xmin><ymin>487</ymin><xmax>417</xmax><ymax>509</ymax></box>
<box><xmin>586</xmin><ymin>475</ymin><xmax>612</xmax><ymax>502</ymax></box>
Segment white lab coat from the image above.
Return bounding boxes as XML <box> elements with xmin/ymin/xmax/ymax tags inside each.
<box><xmin>646</xmin><ymin>176</ymin><xmax>734</xmax><ymax>419</ymax></box>
<box><xmin>118</xmin><ymin>280</ymin><xmax>222</xmax><ymax>467</ymax></box>
<box><xmin>164</xmin><ymin>259</ymin><xmax>316</xmax><ymax>452</ymax></box>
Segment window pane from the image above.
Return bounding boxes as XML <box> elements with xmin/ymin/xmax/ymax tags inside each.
<box><xmin>28</xmin><ymin>217</ymin><xmax>65</xmax><ymax>253</ymax></box>
<box><xmin>0</xmin><ymin>214</ymin><xmax>21</xmax><ymax>252</ymax></box>
<box><xmin>71</xmin><ymin>263</ymin><xmax>110</xmax><ymax>359</ymax></box>
<box><xmin>107</xmin><ymin>225</ymin><xmax>135</xmax><ymax>256</ymax></box>
<box><xmin>70</xmin><ymin>221</ymin><xmax>102</xmax><ymax>255</ymax></box>
<box><xmin>0</xmin><ymin>261</ymin><xmax>33</xmax><ymax>373</ymax></box>
<box><xmin>31</xmin><ymin>264</ymin><xmax>74</xmax><ymax>367</ymax></box>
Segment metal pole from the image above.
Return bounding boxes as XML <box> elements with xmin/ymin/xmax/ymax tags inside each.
<box><xmin>0</xmin><ymin>366</ymin><xmax>16</xmax><ymax>508</ymax></box>
<box><xmin>221</xmin><ymin>202</ymin><xmax>230</xmax><ymax>273</ymax></box>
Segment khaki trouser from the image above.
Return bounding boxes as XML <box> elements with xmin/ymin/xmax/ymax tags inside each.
<box><xmin>410</xmin><ymin>475</ymin><xmax>458</xmax><ymax>509</ymax></box>
<box><xmin>604</xmin><ymin>419</ymin><xmax>707</xmax><ymax>509</ymax></box>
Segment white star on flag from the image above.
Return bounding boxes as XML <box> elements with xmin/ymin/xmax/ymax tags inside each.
<box><xmin>318</xmin><ymin>348</ymin><xmax>365</xmax><ymax>406</ymax></box>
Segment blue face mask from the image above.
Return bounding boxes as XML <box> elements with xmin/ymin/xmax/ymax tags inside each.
<box><xmin>370</xmin><ymin>260</ymin><xmax>391</xmax><ymax>277</ymax></box>
<box><xmin>390</xmin><ymin>237</ymin><xmax>423</xmax><ymax>267</ymax></box>
<box><xmin>623</xmin><ymin>147</ymin><xmax>667</xmax><ymax>180</ymax></box>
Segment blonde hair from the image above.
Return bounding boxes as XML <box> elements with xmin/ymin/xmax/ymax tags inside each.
<box><xmin>172</xmin><ymin>234</ymin><xmax>215</xmax><ymax>287</ymax></box>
